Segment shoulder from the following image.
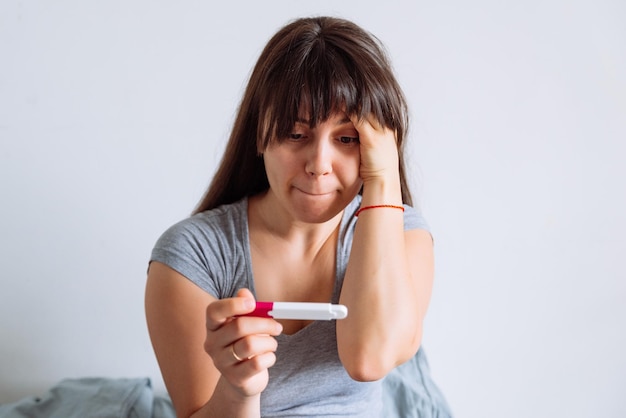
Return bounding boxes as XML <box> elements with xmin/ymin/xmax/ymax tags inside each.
<box><xmin>157</xmin><ymin>198</ymin><xmax>248</xmax><ymax>246</ymax></box>
<box><xmin>150</xmin><ymin>198</ymin><xmax>249</xmax><ymax>297</ymax></box>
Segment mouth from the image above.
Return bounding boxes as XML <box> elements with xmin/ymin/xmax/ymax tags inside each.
<box><xmin>294</xmin><ymin>187</ymin><xmax>335</xmax><ymax>197</ymax></box>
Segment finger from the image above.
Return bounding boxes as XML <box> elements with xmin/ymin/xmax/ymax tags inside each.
<box><xmin>350</xmin><ymin>113</ymin><xmax>385</xmax><ymax>131</ymax></box>
<box><xmin>349</xmin><ymin>114</ymin><xmax>394</xmax><ymax>147</ymax></box>
<box><xmin>204</xmin><ymin>316</ymin><xmax>282</xmax><ymax>360</ymax></box>
<box><xmin>205</xmin><ymin>290</ymin><xmax>256</xmax><ymax>331</ymax></box>
<box><xmin>223</xmin><ymin>316</ymin><xmax>283</xmax><ymax>343</ymax></box>
<box><xmin>236</xmin><ymin>287</ymin><xmax>255</xmax><ymax>301</ymax></box>
<box><xmin>229</xmin><ymin>334</ymin><xmax>279</xmax><ymax>364</ymax></box>
<box><xmin>224</xmin><ymin>352</ymin><xmax>277</xmax><ymax>395</ymax></box>
<box><xmin>231</xmin><ymin>351</ymin><xmax>277</xmax><ymax>376</ymax></box>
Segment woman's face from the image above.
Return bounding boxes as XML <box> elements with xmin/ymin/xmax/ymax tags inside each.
<box><xmin>262</xmin><ymin>111</ymin><xmax>363</xmax><ymax>223</ymax></box>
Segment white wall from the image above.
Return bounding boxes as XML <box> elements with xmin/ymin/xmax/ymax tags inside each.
<box><xmin>1</xmin><ymin>1</ymin><xmax>624</xmax><ymax>417</ymax></box>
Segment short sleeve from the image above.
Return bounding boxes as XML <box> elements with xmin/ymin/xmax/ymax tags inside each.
<box><xmin>150</xmin><ymin>217</ymin><xmax>224</xmax><ymax>298</ymax></box>
<box><xmin>402</xmin><ymin>204</ymin><xmax>430</xmax><ymax>232</ymax></box>
<box><xmin>149</xmin><ymin>199</ymin><xmax>252</xmax><ymax>299</ymax></box>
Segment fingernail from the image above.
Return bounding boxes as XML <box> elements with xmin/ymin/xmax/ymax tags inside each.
<box><xmin>243</xmin><ymin>298</ymin><xmax>255</xmax><ymax>310</ymax></box>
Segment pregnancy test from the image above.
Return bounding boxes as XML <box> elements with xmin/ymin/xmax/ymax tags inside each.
<box><xmin>240</xmin><ymin>302</ymin><xmax>348</xmax><ymax>320</ymax></box>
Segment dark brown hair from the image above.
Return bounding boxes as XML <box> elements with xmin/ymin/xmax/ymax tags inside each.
<box><xmin>194</xmin><ymin>16</ymin><xmax>412</xmax><ymax>213</ymax></box>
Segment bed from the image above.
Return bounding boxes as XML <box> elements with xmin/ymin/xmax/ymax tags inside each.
<box><xmin>0</xmin><ymin>349</ymin><xmax>451</xmax><ymax>418</ymax></box>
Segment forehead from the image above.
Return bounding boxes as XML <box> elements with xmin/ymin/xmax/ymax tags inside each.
<box><xmin>294</xmin><ymin>112</ymin><xmax>353</xmax><ymax>128</ymax></box>
<box><xmin>295</xmin><ymin>104</ymin><xmax>353</xmax><ymax>125</ymax></box>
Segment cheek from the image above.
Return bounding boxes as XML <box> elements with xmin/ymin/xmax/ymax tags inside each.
<box><xmin>263</xmin><ymin>150</ymin><xmax>297</xmax><ymax>183</ymax></box>
<box><xmin>341</xmin><ymin>152</ymin><xmax>361</xmax><ymax>179</ymax></box>
<box><xmin>341</xmin><ymin>162</ymin><xmax>363</xmax><ymax>197</ymax></box>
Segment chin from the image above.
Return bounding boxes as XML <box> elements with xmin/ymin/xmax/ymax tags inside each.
<box><xmin>292</xmin><ymin>201</ymin><xmax>347</xmax><ymax>224</ymax></box>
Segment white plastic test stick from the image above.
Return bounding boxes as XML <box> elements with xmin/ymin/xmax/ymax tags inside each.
<box><xmin>241</xmin><ymin>301</ymin><xmax>348</xmax><ymax>320</ymax></box>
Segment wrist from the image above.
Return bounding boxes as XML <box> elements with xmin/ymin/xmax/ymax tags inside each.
<box><xmin>204</xmin><ymin>377</ymin><xmax>261</xmax><ymax>418</ymax></box>
<box><xmin>360</xmin><ymin>176</ymin><xmax>402</xmax><ymax>206</ymax></box>
<box><xmin>355</xmin><ymin>204</ymin><xmax>404</xmax><ymax>217</ymax></box>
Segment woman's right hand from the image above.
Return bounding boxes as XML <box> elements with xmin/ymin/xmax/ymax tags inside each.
<box><xmin>203</xmin><ymin>288</ymin><xmax>283</xmax><ymax>397</ymax></box>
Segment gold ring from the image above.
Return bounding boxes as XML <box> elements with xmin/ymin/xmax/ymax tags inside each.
<box><xmin>231</xmin><ymin>343</ymin><xmax>244</xmax><ymax>362</ymax></box>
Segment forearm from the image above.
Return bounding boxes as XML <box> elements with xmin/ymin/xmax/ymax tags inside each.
<box><xmin>337</xmin><ymin>178</ymin><xmax>423</xmax><ymax>380</ymax></box>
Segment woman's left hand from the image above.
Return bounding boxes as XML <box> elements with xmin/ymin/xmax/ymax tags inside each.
<box><xmin>350</xmin><ymin>115</ymin><xmax>400</xmax><ymax>186</ymax></box>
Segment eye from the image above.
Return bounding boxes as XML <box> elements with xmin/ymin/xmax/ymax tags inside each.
<box><xmin>288</xmin><ymin>133</ymin><xmax>305</xmax><ymax>141</ymax></box>
<box><xmin>339</xmin><ymin>136</ymin><xmax>359</xmax><ymax>144</ymax></box>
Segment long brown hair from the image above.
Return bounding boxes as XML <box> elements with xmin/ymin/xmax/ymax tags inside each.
<box><xmin>194</xmin><ymin>16</ymin><xmax>412</xmax><ymax>214</ymax></box>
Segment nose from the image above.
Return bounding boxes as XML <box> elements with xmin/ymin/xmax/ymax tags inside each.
<box><xmin>305</xmin><ymin>138</ymin><xmax>333</xmax><ymax>177</ymax></box>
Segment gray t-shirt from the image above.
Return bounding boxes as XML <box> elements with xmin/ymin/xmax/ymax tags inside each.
<box><xmin>151</xmin><ymin>195</ymin><xmax>433</xmax><ymax>417</ymax></box>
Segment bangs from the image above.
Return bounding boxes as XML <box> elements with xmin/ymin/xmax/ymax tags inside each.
<box><xmin>255</xmin><ymin>25</ymin><xmax>406</xmax><ymax>152</ymax></box>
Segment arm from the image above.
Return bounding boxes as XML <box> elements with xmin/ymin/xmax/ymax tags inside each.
<box><xmin>145</xmin><ymin>261</ymin><xmax>282</xmax><ymax>418</ymax></box>
<box><xmin>337</xmin><ymin>118</ymin><xmax>435</xmax><ymax>381</ymax></box>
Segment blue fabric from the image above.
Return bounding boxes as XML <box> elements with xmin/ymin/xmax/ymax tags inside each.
<box><xmin>0</xmin><ymin>370</ymin><xmax>452</xmax><ymax>418</ymax></box>
<box><xmin>0</xmin><ymin>378</ymin><xmax>175</xmax><ymax>418</ymax></box>
<box><xmin>382</xmin><ymin>349</ymin><xmax>454</xmax><ymax>418</ymax></box>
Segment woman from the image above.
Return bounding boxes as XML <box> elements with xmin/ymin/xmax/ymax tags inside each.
<box><xmin>146</xmin><ymin>16</ymin><xmax>450</xmax><ymax>418</ymax></box>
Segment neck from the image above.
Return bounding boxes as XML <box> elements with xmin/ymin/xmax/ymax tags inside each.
<box><xmin>248</xmin><ymin>192</ymin><xmax>343</xmax><ymax>254</ymax></box>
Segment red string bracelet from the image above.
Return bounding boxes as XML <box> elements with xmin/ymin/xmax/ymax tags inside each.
<box><xmin>355</xmin><ymin>204</ymin><xmax>405</xmax><ymax>217</ymax></box>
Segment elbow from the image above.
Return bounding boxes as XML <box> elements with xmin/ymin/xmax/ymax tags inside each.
<box><xmin>340</xmin><ymin>329</ymin><xmax>423</xmax><ymax>382</ymax></box>
<box><xmin>342</xmin><ymin>355</ymin><xmax>393</xmax><ymax>382</ymax></box>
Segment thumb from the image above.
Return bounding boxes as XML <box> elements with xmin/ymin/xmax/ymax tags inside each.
<box><xmin>236</xmin><ymin>288</ymin><xmax>256</xmax><ymax>312</ymax></box>
<box><xmin>236</xmin><ymin>288</ymin><xmax>256</xmax><ymax>300</ymax></box>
